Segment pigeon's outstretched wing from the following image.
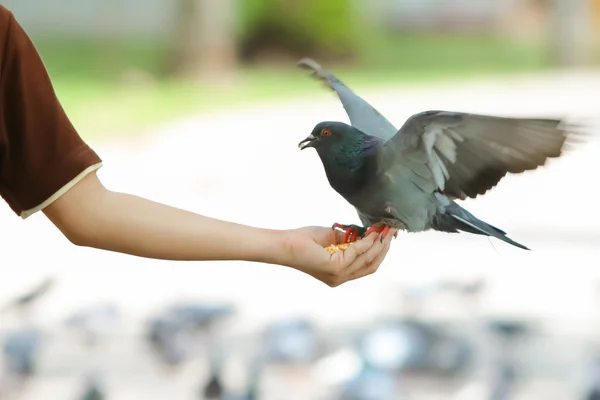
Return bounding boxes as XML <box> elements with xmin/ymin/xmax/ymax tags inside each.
<box><xmin>297</xmin><ymin>57</ymin><xmax>397</xmax><ymax>141</ymax></box>
<box><xmin>377</xmin><ymin>110</ymin><xmax>583</xmax><ymax>200</ymax></box>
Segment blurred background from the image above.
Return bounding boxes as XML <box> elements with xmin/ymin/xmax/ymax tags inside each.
<box><xmin>1</xmin><ymin>0</ymin><xmax>600</xmax><ymax>399</ymax></box>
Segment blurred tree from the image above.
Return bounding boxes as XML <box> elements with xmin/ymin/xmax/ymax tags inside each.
<box><xmin>237</xmin><ymin>0</ymin><xmax>359</xmax><ymax>64</ymax></box>
<box><xmin>548</xmin><ymin>0</ymin><xmax>595</xmax><ymax>66</ymax></box>
<box><xmin>166</xmin><ymin>0</ymin><xmax>238</xmax><ymax>80</ymax></box>
<box><xmin>595</xmin><ymin>0</ymin><xmax>600</xmax><ymax>35</ymax></box>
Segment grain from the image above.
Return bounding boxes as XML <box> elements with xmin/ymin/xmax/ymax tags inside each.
<box><xmin>324</xmin><ymin>242</ymin><xmax>354</xmax><ymax>254</ymax></box>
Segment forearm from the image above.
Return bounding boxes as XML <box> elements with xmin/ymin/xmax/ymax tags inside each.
<box><xmin>87</xmin><ymin>191</ymin><xmax>287</xmax><ymax>262</ymax></box>
<box><xmin>42</xmin><ymin>173</ymin><xmax>393</xmax><ymax>287</ymax></box>
<box><xmin>44</xmin><ymin>174</ymin><xmax>289</xmax><ymax>264</ymax></box>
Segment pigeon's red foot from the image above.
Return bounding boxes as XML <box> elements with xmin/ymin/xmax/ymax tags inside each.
<box><xmin>331</xmin><ymin>223</ymin><xmax>366</xmax><ymax>243</ymax></box>
<box><xmin>363</xmin><ymin>224</ymin><xmax>393</xmax><ymax>243</ymax></box>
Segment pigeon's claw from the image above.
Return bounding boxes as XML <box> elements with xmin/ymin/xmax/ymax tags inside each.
<box><xmin>363</xmin><ymin>224</ymin><xmax>392</xmax><ymax>243</ymax></box>
<box><xmin>331</xmin><ymin>223</ymin><xmax>365</xmax><ymax>243</ymax></box>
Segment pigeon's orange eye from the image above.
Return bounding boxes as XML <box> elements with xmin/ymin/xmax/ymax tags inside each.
<box><xmin>322</xmin><ymin>129</ymin><xmax>331</xmax><ymax>136</ymax></box>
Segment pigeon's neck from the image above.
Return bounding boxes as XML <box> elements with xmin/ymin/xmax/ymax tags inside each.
<box><xmin>318</xmin><ymin>135</ymin><xmax>381</xmax><ymax>199</ymax></box>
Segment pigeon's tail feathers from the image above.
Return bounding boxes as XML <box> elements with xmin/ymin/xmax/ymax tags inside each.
<box><xmin>449</xmin><ymin>213</ymin><xmax>530</xmax><ymax>251</ymax></box>
<box><xmin>434</xmin><ymin>202</ymin><xmax>530</xmax><ymax>250</ymax></box>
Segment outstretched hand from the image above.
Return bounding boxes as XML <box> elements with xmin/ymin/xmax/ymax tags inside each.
<box><xmin>281</xmin><ymin>226</ymin><xmax>397</xmax><ymax>287</ymax></box>
<box><xmin>42</xmin><ymin>170</ymin><xmax>395</xmax><ymax>284</ymax></box>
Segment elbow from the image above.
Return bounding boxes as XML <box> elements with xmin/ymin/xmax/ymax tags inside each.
<box><xmin>62</xmin><ymin>226</ymin><xmax>92</xmax><ymax>247</ymax></box>
<box><xmin>50</xmin><ymin>212</ymin><xmax>97</xmax><ymax>248</ymax></box>
<box><xmin>42</xmin><ymin>172</ymin><xmax>108</xmax><ymax>249</ymax></box>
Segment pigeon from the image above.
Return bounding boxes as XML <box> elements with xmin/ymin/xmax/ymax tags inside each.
<box><xmin>1</xmin><ymin>276</ymin><xmax>55</xmax><ymax>314</ymax></box>
<box><xmin>76</xmin><ymin>374</ymin><xmax>106</xmax><ymax>400</ymax></box>
<box><xmin>296</xmin><ymin>58</ymin><xmax>585</xmax><ymax>250</ymax></box>
<box><xmin>2</xmin><ymin>329</ymin><xmax>43</xmax><ymax>378</ymax></box>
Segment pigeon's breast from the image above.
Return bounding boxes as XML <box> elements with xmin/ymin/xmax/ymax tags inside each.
<box><xmin>352</xmin><ymin>172</ymin><xmax>438</xmax><ymax>232</ymax></box>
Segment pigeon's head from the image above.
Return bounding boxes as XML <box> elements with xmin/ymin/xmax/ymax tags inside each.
<box><xmin>298</xmin><ymin>121</ymin><xmax>357</xmax><ymax>152</ymax></box>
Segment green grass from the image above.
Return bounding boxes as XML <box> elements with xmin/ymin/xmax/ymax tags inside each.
<box><xmin>34</xmin><ymin>34</ymin><xmax>553</xmax><ymax>143</ymax></box>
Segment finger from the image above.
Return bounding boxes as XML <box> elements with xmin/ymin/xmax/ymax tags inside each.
<box><xmin>342</xmin><ymin>232</ymin><xmax>387</xmax><ymax>275</ymax></box>
<box><xmin>388</xmin><ymin>228</ymin><xmax>399</xmax><ymax>240</ymax></box>
<box><xmin>347</xmin><ymin>234</ymin><xmax>393</xmax><ymax>281</ymax></box>
<box><xmin>331</xmin><ymin>232</ymin><xmax>378</xmax><ymax>266</ymax></box>
<box><xmin>348</xmin><ymin>232</ymin><xmax>392</xmax><ymax>279</ymax></box>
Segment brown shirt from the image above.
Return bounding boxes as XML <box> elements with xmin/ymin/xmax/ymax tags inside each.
<box><xmin>0</xmin><ymin>5</ymin><xmax>102</xmax><ymax>219</ymax></box>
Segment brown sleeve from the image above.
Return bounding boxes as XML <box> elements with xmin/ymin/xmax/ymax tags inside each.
<box><xmin>0</xmin><ymin>6</ymin><xmax>102</xmax><ymax>219</ymax></box>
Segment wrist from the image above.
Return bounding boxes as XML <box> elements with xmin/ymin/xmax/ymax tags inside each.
<box><xmin>249</xmin><ymin>228</ymin><xmax>293</xmax><ymax>267</ymax></box>
<box><xmin>263</xmin><ymin>230</ymin><xmax>294</xmax><ymax>267</ymax></box>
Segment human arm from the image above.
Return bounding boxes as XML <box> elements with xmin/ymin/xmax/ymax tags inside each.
<box><xmin>0</xmin><ymin>6</ymin><xmax>395</xmax><ymax>287</ymax></box>
<box><xmin>43</xmin><ymin>171</ymin><xmax>395</xmax><ymax>287</ymax></box>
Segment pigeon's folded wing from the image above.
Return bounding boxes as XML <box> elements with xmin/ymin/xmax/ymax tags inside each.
<box><xmin>377</xmin><ymin>110</ymin><xmax>583</xmax><ymax>200</ymax></box>
<box><xmin>297</xmin><ymin>58</ymin><xmax>397</xmax><ymax>141</ymax></box>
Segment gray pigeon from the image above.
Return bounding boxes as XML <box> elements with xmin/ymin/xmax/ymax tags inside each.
<box><xmin>296</xmin><ymin>58</ymin><xmax>584</xmax><ymax>250</ymax></box>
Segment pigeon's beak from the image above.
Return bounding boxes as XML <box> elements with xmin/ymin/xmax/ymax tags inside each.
<box><xmin>298</xmin><ymin>134</ymin><xmax>317</xmax><ymax>150</ymax></box>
